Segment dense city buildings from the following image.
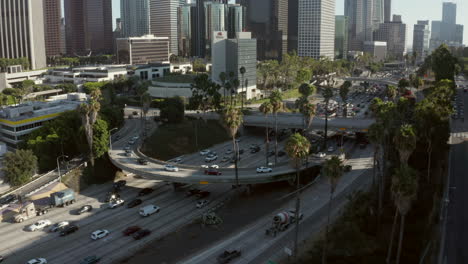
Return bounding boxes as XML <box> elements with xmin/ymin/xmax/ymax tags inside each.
<box><xmin>64</xmin><ymin>0</ymin><xmax>113</xmax><ymax>55</ymax></box>
<box><xmin>430</xmin><ymin>2</ymin><xmax>464</xmax><ymax>51</ymax></box>
<box><xmin>0</xmin><ymin>0</ymin><xmax>47</xmax><ymax>70</ymax></box>
<box><xmin>121</xmin><ymin>0</ymin><xmax>151</xmax><ymax>38</ymax></box>
<box><xmin>298</xmin><ymin>0</ymin><xmax>335</xmax><ymax>59</ymax></box>
<box><xmin>363</xmin><ymin>41</ymin><xmax>386</xmax><ymax>61</ymax></box>
<box><xmin>412</xmin><ymin>20</ymin><xmax>430</xmax><ymax>62</ymax></box>
<box><xmin>116</xmin><ymin>35</ymin><xmax>170</xmax><ymax>65</ymax></box>
<box><xmin>43</xmin><ymin>0</ymin><xmax>63</xmax><ymax>57</ymax></box>
<box><xmin>150</xmin><ymin>0</ymin><xmax>185</xmax><ymax>55</ymax></box>
<box><xmin>335</xmin><ymin>15</ymin><xmax>348</xmax><ymax>59</ymax></box>
<box><xmin>374</xmin><ymin>14</ymin><xmax>406</xmax><ymax>60</ymax></box>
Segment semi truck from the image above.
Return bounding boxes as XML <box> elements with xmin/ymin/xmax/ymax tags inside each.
<box><xmin>13</xmin><ymin>188</ymin><xmax>75</xmax><ymax>223</ymax></box>
<box><xmin>265</xmin><ymin>209</ymin><xmax>303</xmax><ymax>237</ymax></box>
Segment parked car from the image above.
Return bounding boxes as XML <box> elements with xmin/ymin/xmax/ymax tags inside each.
<box><xmin>133</xmin><ymin>229</ymin><xmax>151</xmax><ymax>240</ymax></box>
<box><xmin>164</xmin><ymin>164</ymin><xmax>179</xmax><ymax>172</ymax></box>
<box><xmin>314</xmin><ymin>152</ymin><xmax>326</xmax><ymax>158</ymax></box>
<box><xmin>205</xmin><ymin>154</ymin><xmax>218</xmax><ymax>162</ymax></box>
<box><xmin>26</xmin><ymin>258</ymin><xmax>47</xmax><ymax>264</ymax></box>
<box><xmin>108</xmin><ymin>198</ymin><xmax>125</xmax><ymax>209</ymax></box>
<box><xmin>91</xmin><ymin>229</ymin><xmax>109</xmax><ymax>240</ymax></box>
<box><xmin>113</xmin><ymin>180</ymin><xmax>126</xmax><ymax>190</ymax></box>
<box><xmin>123</xmin><ymin>226</ymin><xmax>141</xmax><ymax>236</ymax></box>
<box><xmin>127</xmin><ymin>199</ymin><xmax>143</xmax><ymax>208</ymax></box>
<box><xmin>256</xmin><ymin>167</ymin><xmax>273</xmax><ymax>173</ymax></box>
<box><xmin>137</xmin><ymin>158</ymin><xmax>148</xmax><ymax>165</ymax></box>
<box><xmin>200</xmin><ymin>149</ymin><xmax>211</xmax><ymax>155</ymax></box>
<box><xmin>205</xmin><ymin>169</ymin><xmax>222</xmax><ymax>175</ymax></box>
<box><xmin>139</xmin><ymin>205</ymin><xmax>160</xmax><ymax>217</ymax></box>
<box><xmin>60</xmin><ymin>225</ymin><xmax>79</xmax><ymax>236</ymax></box>
<box><xmin>78</xmin><ymin>205</ymin><xmax>93</xmax><ymax>215</ymax></box>
<box><xmin>49</xmin><ymin>221</ymin><xmax>70</xmax><ymax>232</ymax></box>
<box><xmin>27</xmin><ymin>220</ymin><xmax>51</xmax><ymax>231</ymax></box>
<box><xmin>217</xmin><ymin>250</ymin><xmax>241</xmax><ymax>264</ymax></box>
<box><xmin>138</xmin><ymin>188</ymin><xmax>154</xmax><ymax>196</ymax></box>
<box><xmin>196</xmin><ymin>200</ymin><xmax>209</xmax><ymax>208</ymax></box>
<box><xmin>79</xmin><ymin>256</ymin><xmax>101</xmax><ymax>264</ymax></box>
<box><xmin>327</xmin><ymin>146</ymin><xmax>335</xmax><ymax>152</ymax></box>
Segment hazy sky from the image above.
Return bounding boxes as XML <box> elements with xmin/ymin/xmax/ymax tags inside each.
<box><xmin>111</xmin><ymin>0</ymin><xmax>468</xmax><ymax>47</ymax></box>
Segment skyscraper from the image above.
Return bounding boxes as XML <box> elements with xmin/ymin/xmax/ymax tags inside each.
<box><xmin>0</xmin><ymin>0</ymin><xmax>46</xmax><ymax>70</ymax></box>
<box><xmin>43</xmin><ymin>0</ymin><xmax>63</xmax><ymax>57</ymax></box>
<box><xmin>442</xmin><ymin>2</ymin><xmax>456</xmax><ymax>25</ymax></box>
<box><xmin>345</xmin><ymin>0</ymin><xmax>383</xmax><ymax>51</ymax></box>
<box><xmin>298</xmin><ymin>0</ymin><xmax>335</xmax><ymax>59</ymax></box>
<box><xmin>150</xmin><ymin>0</ymin><xmax>185</xmax><ymax>55</ymax></box>
<box><xmin>384</xmin><ymin>0</ymin><xmax>391</xmax><ymax>22</ymax></box>
<box><xmin>205</xmin><ymin>2</ymin><xmax>228</xmax><ymax>55</ymax></box>
<box><xmin>64</xmin><ymin>0</ymin><xmax>113</xmax><ymax>55</ymax></box>
<box><xmin>412</xmin><ymin>20</ymin><xmax>430</xmax><ymax>62</ymax></box>
<box><xmin>335</xmin><ymin>16</ymin><xmax>348</xmax><ymax>59</ymax></box>
<box><xmin>121</xmin><ymin>0</ymin><xmax>151</xmax><ymax>38</ymax></box>
<box><xmin>288</xmin><ymin>0</ymin><xmax>298</xmax><ymax>53</ymax></box>
<box><xmin>178</xmin><ymin>4</ymin><xmax>193</xmax><ymax>57</ymax></box>
<box><xmin>430</xmin><ymin>2</ymin><xmax>464</xmax><ymax>51</ymax></box>
<box><xmin>227</xmin><ymin>4</ymin><xmax>246</xmax><ymax>39</ymax></box>
<box><xmin>374</xmin><ymin>15</ymin><xmax>406</xmax><ymax>59</ymax></box>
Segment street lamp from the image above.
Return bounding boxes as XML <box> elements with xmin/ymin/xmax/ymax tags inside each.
<box><xmin>109</xmin><ymin>127</ymin><xmax>118</xmax><ymax>151</ymax></box>
<box><xmin>57</xmin><ymin>155</ymin><xmax>69</xmax><ymax>183</ymax></box>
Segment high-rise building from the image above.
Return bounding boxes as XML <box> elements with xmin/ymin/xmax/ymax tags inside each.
<box><xmin>227</xmin><ymin>4</ymin><xmax>246</xmax><ymax>39</ymax></box>
<box><xmin>116</xmin><ymin>35</ymin><xmax>170</xmax><ymax>65</ymax></box>
<box><xmin>178</xmin><ymin>4</ymin><xmax>193</xmax><ymax>57</ymax></box>
<box><xmin>442</xmin><ymin>2</ymin><xmax>456</xmax><ymax>25</ymax></box>
<box><xmin>205</xmin><ymin>2</ymin><xmax>228</xmax><ymax>55</ymax></box>
<box><xmin>363</xmin><ymin>41</ymin><xmax>387</xmax><ymax>61</ymax></box>
<box><xmin>374</xmin><ymin>14</ymin><xmax>406</xmax><ymax>59</ymax></box>
<box><xmin>335</xmin><ymin>16</ymin><xmax>348</xmax><ymax>59</ymax></box>
<box><xmin>298</xmin><ymin>0</ymin><xmax>335</xmax><ymax>59</ymax></box>
<box><xmin>384</xmin><ymin>0</ymin><xmax>391</xmax><ymax>22</ymax></box>
<box><xmin>429</xmin><ymin>2</ymin><xmax>464</xmax><ymax>51</ymax></box>
<box><xmin>150</xmin><ymin>0</ymin><xmax>185</xmax><ymax>55</ymax></box>
<box><xmin>43</xmin><ymin>0</ymin><xmax>63</xmax><ymax>57</ymax></box>
<box><xmin>0</xmin><ymin>0</ymin><xmax>46</xmax><ymax>70</ymax></box>
<box><xmin>345</xmin><ymin>0</ymin><xmax>384</xmax><ymax>51</ymax></box>
<box><xmin>64</xmin><ymin>0</ymin><xmax>113</xmax><ymax>55</ymax></box>
<box><xmin>412</xmin><ymin>20</ymin><xmax>430</xmax><ymax>62</ymax></box>
<box><xmin>121</xmin><ymin>0</ymin><xmax>151</xmax><ymax>38</ymax></box>
<box><xmin>288</xmin><ymin>0</ymin><xmax>298</xmax><ymax>53</ymax></box>
<box><xmin>241</xmin><ymin>0</ymin><xmax>288</xmax><ymax>60</ymax></box>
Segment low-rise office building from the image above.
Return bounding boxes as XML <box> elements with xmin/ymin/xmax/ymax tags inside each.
<box><xmin>44</xmin><ymin>65</ymin><xmax>128</xmax><ymax>84</ymax></box>
<box><xmin>116</xmin><ymin>35</ymin><xmax>170</xmax><ymax>65</ymax></box>
<box><xmin>363</xmin><ymin>41</ymin><xmax>387</xmax><ymax>62</ymax></box>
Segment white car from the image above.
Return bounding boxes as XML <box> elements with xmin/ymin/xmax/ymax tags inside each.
<box><xmin>27</xmin><ymin>258</ymin><xmax>47</xmax><ymax>264</ymax></box>
<box><xmin>315</xmin><ymin>152</ymin><xmax>326</xmax><ymax>158</ymax></box>
<box><xmin>132</xmin><ymin>135</ymin><xmax>139</xmax><ymax>140</ymax></box>
<box><xmin>201</xmin><ymin>164</ymin><xmax>209</xmax><ymax>169</ymax></box>
<box><xmin>27</xmin><ymin>220</ymin><xmax>51</xmax><ymax>231</ymax></box>
<box><xmin>165</xmin><ymin>164</ymin><xmax>179</xmax><ymax>172</ymax></box>
<box><xmin>200</xmin><ymin>149</ymin><xmax>211</xmax><ymax>155</ymax></box>
<box><xmin>174</xmin><ymin>157</ymin><xmax>183</xmax><ymax>163</ymax></box>
<box><xmin>205</xmin><ymin>154</ymin><xmax>218</xmax><ymax>162</ymax></box>
<box><xmin>210</xmin><ymin>165</ymin><xmax>219</xmax><ymax>169</ymax></box>
<box><xmin>108</xmin><ymin>198</ymin><xmax>125</xmax><ymax>209</ymax></box>
<box><xmin>124</xmin><ymin>146</ymin><xmax>130</xmax><ymax>151</ymax></box>
<box><xmin>256</xmin><ymin>167</ymin><xmax>273</xmax><ymax>173</ymax></box>
<box><xmin>49</xmin><ymin>221</ymin><xmax>69</xmax><ymax>232</ymax></box>
<box><xmin>91</xmin><ymin>229</ymin><xmax>110</xmax><ymax>240</ymax></box>
<box><xmin>196</xmin><ymin>200</ymin><xmax>209</xmax><ymax>208</ymax></box>
<box><xmin>327</xmin><ymin>146</ymin><xmax>335</xmax><ymax>152</ymax></box>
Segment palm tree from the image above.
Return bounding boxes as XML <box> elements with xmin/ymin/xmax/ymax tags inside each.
<box><xmin>339</xmin><ymin>81</ymin><xmax>351</xmax><ymax>118</ymax></box>
<box><xmin>231</xmin><ymin>79</ymin><xmax>240</xmax><ymax>106</ymax></box>
<box><xmin>219</xmin><ymin>72</ymin><xmax>227</xmax><ymax>104</ymax></box>
<box><xmin>285</xmin><ymin>133</ymin><xmax>311</xmax><ymax>258</ymax></box>
<box><xmin>322</xmin><ymin>156</ymin><xmax>344</xmax><ymax>264</ymax></box>
<box><xmin>387</xmin><ymin>165</ymin><xmax>419</xmax><ymax>264</ymax></box>
<box><xmin>322</xmin><ymin>86</ymin><xmax>334</xmax><ymax>150</ymax></box>
<box><xmin>394</xmin><ymin>124</ymin><xmax>417</xmax><ymax>165</ymax></box>
<box><xmin>386</xmin><ymin>85</ymin><xmax>398</xmax><ymax>102</ymax></box>
<box><xmin>240</xmin><ymin>66</ymin><xmax>246</xmax><ymax>110</ymax></box>
<box><xmin>142</xmin><ymin>92</ymin><xmax>151</xmax><ymax>131</ymax></box>
<box><xmin>368</xmin><ymin>123</ymin><xmax>385</xmax><ymax>219</ymax></box>
<box><xmin>80</xmin><ymin>88</ymin><xmax>102</xmax><ymax>166</ymax></box>
<box><xmin>259</xmin><ymin>102</ymin><xmax>273</xmax><ymax>166</ymax></box>
<box><xmin>269</xmin><ymin>90</ymin><xmax>283</xmax><ymax>165</ymax></box>
<box><xmin>222</xmin><ymin>106</ymin><xmax>243</xmax><ymax>187</ymax></box>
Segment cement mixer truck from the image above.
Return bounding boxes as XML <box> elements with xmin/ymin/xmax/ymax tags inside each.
<box><xmin>265</xmin><ymin>209</ymin><xmax>304</xmax><ymax>237</ymax></box>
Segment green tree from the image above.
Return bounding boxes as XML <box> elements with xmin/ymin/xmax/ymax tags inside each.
<box><xmin>322</xmin><ymin>86</ymin><xmax>334</xmax><ymax>149</ymax></box>
<box><xmin>3</xmin><ymin>149</ymin><xmax>38</xmax><ymax>186</ymax></box>
<box><xmin>397</xmin><ymin>78</ymin><xmax>410</xmax><ymax>95</ymax></box>
<box><xmin>269</xmin><ymin>90</ymin><xmax>283</xmax><ymax>164</ymax></box>
<box><xmin>222</xmin><ymin>106</ymin><xmax>243</xmax><ymax>186</ymax></box>
<box><xmin>91</xmin><ymin>119</ymin><xmax>110</xmax><ymax>159</ymax></box>
<box><xmin>239</xmin><ymin>66</ymin><xmax>246</xmax><ymax>110</ymax></box>
<box><xmin>190</xmin><ymin>74</ymin><xmax>222</xmax><ymax>112</ymax></box>
<box><xmin>386</xmin><ymin>85</ymin><xmax>398</xmax><ymax>102</ymax></box>
<box><xmin>259</xmin><ymin>102</ymin><xmax>273</xmax><ymax>166</ymax></box>
<box><xmin>322</xmin><ymin>156</ymin><xmax>344</xmax><ymax>264</ymax></box>
<box><xmin>394</xmin><ymin>124</ymin><xmax>417</xmax><ymax>165</ymax></box>
<box><xmin>142</xmin><ymin>92</ymin><xmax>152</xmax><ymax>121</ymax></box>
<box><xmin>160</xmin><ymin>96</ymin><xmax>185</xmax><ymax>123</ymax></box>
<box><xmin>285</xmin><ymin>133</ymin><xmax>311</xmax><ymax>257</ymax></box>
<box><xmin>368</xmin><ymin>123</ymin><xmax>384</xmax><ymax>214</ymax></box>
<box><xmin>219</xmin><ymin>72</ymin><xmax>227</xmax><ymax>103</ymax></box>
<box><xmin>83</xmin><ymin>82</ymin><xmax>106</xmax><ymax>94</ymax></box>
<box><xmin>431</xmin><ymin>44</ymin><xmax>458</xmax><ymax>82</ymax></box>
<box><xmin>56</xmin><ymin>83</ymin><xmax>78</xmax><ymax>93</ymax></box>
<box><xmin>339</xmin><ymin>81</ymin><xmax>351</xmax><ymax>117</ymax></box>
<box><xmin>298</xmin><ymin>83</ymin><xmax>316</xmax><ymax>98</ymax></box>
<box><xmin>193</xmin><ymin>58</ymin><xmax>206</xmax><ymax>72</ymax></box>
<box><xmin>80</xmin><ymin>89</ymin><xmax>102</xmax><ymax>166</ymax></box>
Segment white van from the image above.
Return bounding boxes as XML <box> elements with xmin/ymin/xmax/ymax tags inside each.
<box><xmin>139</xmin><ymin>205</ymin><xmax>160</xmax><ymax>217</ymax></box>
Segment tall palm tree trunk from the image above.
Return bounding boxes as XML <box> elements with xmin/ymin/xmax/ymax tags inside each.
<box><xmin>427</xmin><ymin>141</ymin><xmax>432</xmax><ymax>182</ymax></box>
<box><xmin>241</xmin><ymin>76</ymin><xmax>245</xmax><ymax>110</ymax></box>
<box><xmin>275</xmin><ymin>112</ymin><xmax>278</xmax><ymax>165</ymax></box>
<box><xmin>293</xmin><ymin>165</ymin><xmax>301</xmax><ymax>257</ymax></box>
<box><xmin>323</xmin><ymin>103</ymin><xmax>329</xmax><ymax>150</ymax></box>
<box><xmin>265</xmin><ymin>122</ymin><xmax>270</xmax><ymax>166</ymax></box>
<box><xmin>395</xmin><ymin>214</ymin><xmax>407</xmax><ymax>264</ymax></box>
<box><xmin>386</xmin><ymin>208</ymin><xmax>399</xmax><ymax>263</ymax></box>
<box><xmin>233</xmin><ymin>137</ymin><xmax>239</xmax><ymax>187</ymax></box>
<box><xmin>322</xmin><ymin>190</ymin><xmax>333</xmax><ymax>264</ymax></box>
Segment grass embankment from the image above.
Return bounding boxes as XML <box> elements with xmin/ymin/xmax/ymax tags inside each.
<box><xmin>141</xmin><ymin>118</ymin><xmax>230</xmax><ymax>160</ymax></box>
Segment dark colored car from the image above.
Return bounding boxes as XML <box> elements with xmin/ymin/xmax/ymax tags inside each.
<box><xmin>217</xmin><ymin>250</ymin><xmax>241</xmax><ymax>264</ymax></box>
<box><xmin>0</xmin><ymin>194</ymin><xmax>17</xmax><ymax>205</ymax></box>
<box><xmin>238</xmin><ymin>149</ymin><xmax>244</xmax><ymax>155</ymax></box>
<box><xmin>138</xmin><ymin>188</ymin><xmax>154</xmax><ymax>196</ymax></box>
<box><xmin>204</xmin><ymin>169</ymin><xmax>222</xmax><ymax>175</ymax></box>
<box><xmin>113</xmin><ymin>180</ymin><xmax>127</xmax><ymax>190</ymax></box>
<box><xmin>267</xmin><ymin>151</ymin><xmax>275</xmax><ymax>157</ymax></box>
<box><xmin>196</xmin><ymin>191</ymin><xmax>210</xmax><ymax>198</ymax></box>
<box><xmin>138</xmin><ymin>158</ymin><xmax>148</xmax><ymax>165</ymax></box>
<box><xmin>60</xmin><ymin>225</ymin><xmax>79</xmax><ymax>236</ymax></box>
<box><xmin>186</xmin><ymin>189</ymin><xmax>201</xmax><ymax>196</ymax></box>
<box><xmin>250</xmin><ymin>146</ymin><xmax>260</xmax><ymax>153</ymax></box>
<box><xmin>80</xmin><ymin>255</ymin><xmax>101</xmax><ymax>264</ymax></box>
<box><xmin>278</xmin><ymin>150</ymin><xmax>286</xmax><ymax>157</ymax></box>
<box><xmin>344</xmin><ymin>165</ymin><xmax>352</xmax><ymax>172</ymax></box>
<box><xmin>127</xmin><ymin>199</ymin><xmax>143</xmax><ymax>208</ymax></box>
<box><xmin>133</xmin><ymin>229</ymin><xmax>151</xmax><ymax>240</ymax></box>
<box><xmin>0</xmin><ymin>255</ymin><xmax>4</xmax><ymax>262</ymax></box>
<box><xmin>105</xmin><ymin>192</ymin><xmax>120</xmax><ymax>202</ymax></box>
<box><xmin>123</xmin><ymin>226</ymin><xmax>141</xmax><ymax>236</ymax></box>
<box><xmin>78</xmin><ymin>205</ymin><xmax>93</xmax><ymax>215</ymax></box>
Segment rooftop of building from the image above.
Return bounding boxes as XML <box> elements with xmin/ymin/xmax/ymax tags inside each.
<box><xmin>117</xmin><ymin>34</ymin><xmax>169</xmax><ymax>41</ymax></box>
<box><xmin>134</xmin><ymin>63</ymin><xmax>170</xmax><ymax>70</ymax></box>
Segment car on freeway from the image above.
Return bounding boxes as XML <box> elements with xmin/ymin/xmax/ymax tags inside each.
<box><xmin>217</xmin><ymin>250</ymin><xmax>241</xmax><ymax>264</ymax></box>
<box><xmin>164</xmin><ymin>164</ymin><xmax>179</xmax><ymax>172</ymax></box>
<box><xmin>250</xmin><ymin>146</ymin><xmax>260</xmax><ymax>153</ymax></box>
<box><xmin>105</xmin><ymin>191</ymin><xmax>120</xmax><ymax>202</ymax></box>
<box><xmin>91</xmin><ymin>229</ymin><xmax>110</xmax><ymax>240</ymax></box>
<box><xmin>124</xmin><ymin>146</ymin><xmax>130</xmax><ymax>151</ymax></box>
<box><xmin>256</xmin><ymin>167</ymin><xmax>273</xmax><ymax>173</ymax></box>
<box><xmin>186</xmin><ymin>189</ymin><xmax>201</xmax><ymax>196</ymax></box>
<box><xmin>174</xmin><ymin>157</ymin><xmax>183</xmax><ymax>163</ymax></box>
<box><xmin>196</xmin><ymin>200</ymin><xmax>209</xmax><ymax>208</ymax></box>
<box><xmin>0</xmin><ymin>255</ymin><xmax>3</xmax><ymax>262</ymax></box>
<box><xmin>108</xmin><ymin>198</ymin><xmax>125</xmax><ymax>209</ymax></box>
<box><xmin>132</xmin><ymin>135</ymin><xmax>139</xmax><ymax>141</ymax></box>
<box><xmin>314</xmin><ymin>152</ymin><xmax>326</xmax><ymax>158</ymax></box>
<box><xmin>201</xmin><ymin>164</ymin><xmax>209</xmax><ymax>169</ymax></box>
<box><xmin>138</xmin><ymin>188</ymin><xmax>154</xmax><ymax>196</ymax></box>
<box><xmin>26</xmin><ymin>258</ymin><xmax>47</xmax><ymax>264</ymax></box>
<box><xmin>27</xmin><ymin>220</ymin><xmax>51</xmax><ymax>231</ymax></box>
<box><xmin>0</xmin><ymin>194</ymin><xmax>17</xmax><ymax>205</ymax></box>
<box><xmin>133</xmin><ymin>229</ymin><xmax>151</xmax><ymax>240</ymax></box>
<box><xmin>60</xmin><ymin>225</ymin><xmax>79</xmax><ymax>236</ymax></box>
<box><xmin>225</xmin><ymin>149</ymin><xmax>233</xmax><ymax>155</ymax></box>
<box><xmin>211</xmin><ymin>164</ymin><xmax>219</xmax><ymax>169</ymax></box>
<box><xmin>79</xmin><ymin>256</ymin><xmax>101</xmax><ymax>264</ymax></box>
<box><xmin>127</xmin><ymin>199</ymin><xmax>143</xmax><ymax>208</ymax></box>
<box><xmin>196</xmin><ymin>191</ymin><xmax>210</xmax><ymax>198</ymax></box>
<box><xmin>278</xmin><ymin>150</ymin><xmax>286</xmax><ymax>157</ymax></box>
<box><xmin>139</xmin><ymin>205</ymin><xmax>161</xmax><ymax>216</ymax></box>
<box><xmin>113</xmin><ymin>180</ymin><xmax>127</xmax><ymax>190</ymax></box>
<box><xmin>204</xmin><ymin>169</ymin><xmax>222</xmax><ymax>175</ymax></box>
<box><xmin>123</xmin><ymin>226</ymin><xmax>141</xmax><ymax>236</ymax></box>
<box><xmin>78</xmin><ymin>205</ymin><xmax>93</xmax><ymax>215</ymax></box>
<box><xmin>138</xmin><ymin>158</ymin><xmax>148</xmax><ymax>165</ymax></box>
<box><xmin>205</xmin><ymin>154</ymin><xmax>218</xmax><ymax>162</ymax></box>
<box><xmin>125</xmin><ymin>152</ymin><xmax>132</xmax><ymax>157</ymax></box>
<box><xmin>200</xmin><ymin>149</ymin><xmax>211</xmax><ymax>155</ymax></box>
<box><xmin>128</xmin><ymin>140</ymin><xmax>135</xmax><ymax>145</ymax></box>
<box><xmin>49</xmin><ymin>221</ymin><xmax>70</xmax><ymax>232</ymax></box>
<box><xmin>267</xmin><ymin>151</ymin><xmax>275</xmax><ymax>157</ymax></box>
<box><xmin>327</xmin><ymin>146</ymin><xmax>335</xmax><ymax>152</ymax></box>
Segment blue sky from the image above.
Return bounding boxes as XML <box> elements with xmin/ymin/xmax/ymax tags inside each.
<box><xmin>111</xmin><ymin>0</ymin><xmax>468</xmax><ymax>47</ymax></box>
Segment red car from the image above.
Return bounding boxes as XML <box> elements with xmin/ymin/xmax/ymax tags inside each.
<box><xmin>196</xmin><ymin>191</ymin><xmax>210</xmax><ymax>198</ymax></box>
<box><xmin>204</xmin><ymin>169</ymin><xmax>222</xmax><ymax>175</ymax></box>
<box><xmin>133</xmin><ymin>229</ymin><xmax>151</xmax><ymax>240</ymax></box>
<box><xmin>123</xmin><ymin>226</ymin><xmax>141</xmax><ymax>236</ymax></box>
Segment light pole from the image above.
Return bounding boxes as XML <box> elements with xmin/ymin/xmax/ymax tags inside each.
<box><xmin>57</xmin><ymin>155</ymin><xmax>69</xmax><ymax>183</ymax></box>
<box><xmin>109</xmin><ymin>127</ymin><xmax>118</xmax><ymax>151</ymax></box>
